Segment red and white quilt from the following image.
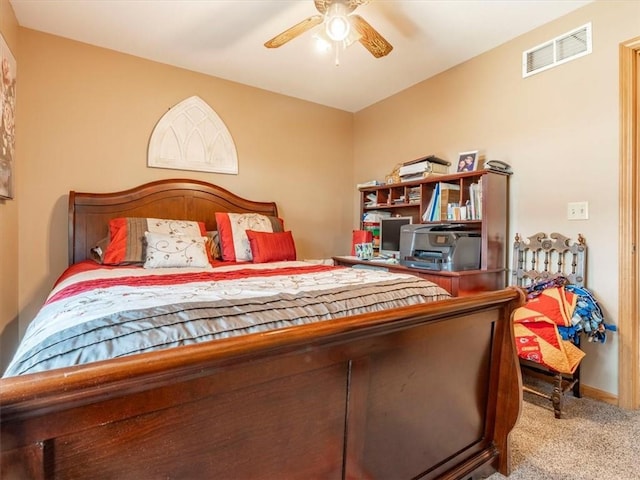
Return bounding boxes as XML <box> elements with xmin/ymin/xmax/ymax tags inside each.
<box><xmin>5</xmin><ymin>261</ymin><xmax>450</xmax><ymax>377</ymax></box>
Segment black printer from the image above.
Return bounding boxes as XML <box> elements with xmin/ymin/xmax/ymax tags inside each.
<box><xmin>399</xmin><ymin>224</ymin><xmax>481</xmax><ymax>271</ymax></box>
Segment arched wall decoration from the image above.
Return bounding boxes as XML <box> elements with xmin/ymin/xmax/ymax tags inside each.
<box><xmin>148</xmin><ymin>96</ymin><xmax>238</xmax><ymax>175</ymax></box>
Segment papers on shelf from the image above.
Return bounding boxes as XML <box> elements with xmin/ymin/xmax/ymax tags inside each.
<box><xmin>362</xmin><ymin>211</ymin><xmax>391</xmax><ymax>223</ymax></box>
<box><xmin>357</xmin><ymin>180</ymin><xmax>383</xmax><ymax>188</ymax></box>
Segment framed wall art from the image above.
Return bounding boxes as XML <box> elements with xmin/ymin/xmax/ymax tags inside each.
<box><xmin>148</xmin><ymin>96</ymin><xmax>238</xmax><ymax>175</ymax></box>
<box><xmin>456</xmin><ymin>150</ymin><xmax>479</xmax><ymax>173</ymax></box>
<box><xmin>0</xmin><ymin>32</ymin><xmax>16</xmax><ymax>199</ymax></box>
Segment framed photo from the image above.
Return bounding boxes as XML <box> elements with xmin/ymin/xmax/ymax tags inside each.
<box><xmin>0</xmin><ymin>32</ymin><xmax>16</xmax><ymax>199</ymax></box>
<box><xmin>456</xmin><ymin>150</ymin><xmax>479</xmax><ymax>173</ymax></box>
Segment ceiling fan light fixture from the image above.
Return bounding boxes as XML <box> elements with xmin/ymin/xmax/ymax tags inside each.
<box><xmin>264</xmin><ymin>0</ymin><xmax>393</xmax><ymax>60</ymax></box>
<box><xmin>313</xmin><ymin>33</ymin><xmax>332</xmax><ymax>53</ymax></box>
<box><xmin>325</xmin><ymin>3</ymin><xmax>351</xmax><ymax>42</ymax></box>
<box><xmin>315</xmin><ymin>25</ymin><xmax>360</xmax><ymax>51</ymax></box>
<box><xmin>343</xmin><ymin>27</ymin><xmax>362</xmax><ymax>48</ymax></box>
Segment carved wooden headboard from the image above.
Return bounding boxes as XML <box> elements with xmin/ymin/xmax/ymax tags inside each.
<box><xmin>511</xmin><ymin>232</ymin><xmax>586</xmax><ymax>287</ymax></box>
<box><xmin>68</xmin><ymin>179</ymin><xmax>278</xmax><ymax>265</ymax></box>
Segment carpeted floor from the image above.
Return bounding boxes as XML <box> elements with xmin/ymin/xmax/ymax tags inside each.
<box><xmin>487</xmin><ymin>390</ymin><xmax>640</xmax><ymax>480</ymax></box>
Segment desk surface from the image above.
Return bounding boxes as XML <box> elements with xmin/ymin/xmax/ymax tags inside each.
<box><xmin>333</xmin><ymin>256</ymin><xmax>507</xmax><ymax>297</ymax></box>
<box><xmin>333</xmin><ymin>256</ymin><xmax>504</xmax><ymax>277</ymax></box>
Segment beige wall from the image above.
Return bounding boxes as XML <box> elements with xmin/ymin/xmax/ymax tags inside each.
<box><xmin>0</xmin><ymin>0</ymin><xmax>19</xmax><ymax>368</ymax></box>
<box><xmin>353</xmin><ymin>0</ymin><xmax>639</xmax><ymax>396</ymax></box>
<box><xmin>14</xmin><ymin>29</ymin><xmax>353</xmax><ymax>349</ymax></box>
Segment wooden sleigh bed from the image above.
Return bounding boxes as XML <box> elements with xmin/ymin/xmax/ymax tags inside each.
<box><xmin>1</xmin><ymin>179</ymin><xmax>524</xmax><ymax>480</ymax></box>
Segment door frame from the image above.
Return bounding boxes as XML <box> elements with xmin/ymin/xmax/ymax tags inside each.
<box><xmin>618</xmin><ymin>36</ymin><xmax>640</xmax><ymax>410</ymax></box>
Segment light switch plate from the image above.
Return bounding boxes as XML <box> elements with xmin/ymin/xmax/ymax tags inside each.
<box><xmin>568</xmin><ymin>201</ymin><xmax>589</xmax><ymax>220</ymax></box>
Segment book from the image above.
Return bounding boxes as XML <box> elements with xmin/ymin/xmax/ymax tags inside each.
<box><xmin>403</xmin><ymin>155</ymin><xmax>451</xmax><ymax>167</ymax></box>
<box><xmin>399</xmin><ymin>160</ymin><xmax>449</xmax><ymax>179</ymax></box>
<box><xmin>468</xmin><ymin>182</ymin><xmax>482</xmax><ymax>220</ymax></box>
<box><xmin>439</xmin><ymin>183</ymin><xmax>461</xmax><ymax>220</ymax></box>
<box><xmin>408</xmin><ymin>186</ymin><xmax>421</xmax><ymax>204</ymax></box>
<box><xmin>357</xmin><ymin>180</ymin><xmax>383</xmax><ymax>188</ymax></box>
<box><xmin>399</xmin><ymin>173</ymin><xmax>425</xmax><ymax>182</ymax></box>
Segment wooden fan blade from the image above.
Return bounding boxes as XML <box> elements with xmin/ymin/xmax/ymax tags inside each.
<box><xmin>351</xmin><ymin>14</ymin><xmax>393</xmax><ymax>58</ymax></box>
<box><xmin>264</xmin><ymin>15</ymin><xmax>323</xmax><ymax>48</ymax></box>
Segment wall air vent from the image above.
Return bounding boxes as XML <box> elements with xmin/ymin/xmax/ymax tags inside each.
<box><xmin>523</xmin><ymin>23</ymin><xmax>592</xmax><ymax>78</ymax></box>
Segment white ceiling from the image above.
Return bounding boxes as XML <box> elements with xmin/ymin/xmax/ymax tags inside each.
<box><xmin>9</xmin><ymin>0</ymin><xmax>592</xmax><ymax>112</ymax></box>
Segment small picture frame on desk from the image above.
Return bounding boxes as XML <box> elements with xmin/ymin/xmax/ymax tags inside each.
<box><xmin>355</xmin><ymin>242</ymin><xmax>374</xmax><ymax>260</ymax></box>
<box><xmin>456</xmin><ymin>151</ymin><xmax>479</xmax><ymax>172</ymax></box>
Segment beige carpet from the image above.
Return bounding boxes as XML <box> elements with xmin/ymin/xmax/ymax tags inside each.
<box><xmin>487</xmin><ymin>390</ymin><xmax>640</xmax><ymax>480</ymax></box>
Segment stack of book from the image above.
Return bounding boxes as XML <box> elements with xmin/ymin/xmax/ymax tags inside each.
<box><xmin>398</xmin><ymin>155</ymin><xmax>450</xmax><ymax>182</ymax></box>
<box><xmin>408</xmin><ymin>186</ymin><xmax>421</xmax><ymax>204</ymax></box>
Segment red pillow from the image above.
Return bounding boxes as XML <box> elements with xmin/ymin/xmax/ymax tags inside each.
<box><xmin>246</xmin><ymin>230</ymin><xmax>296</xmax><ymax>263</ymax></box>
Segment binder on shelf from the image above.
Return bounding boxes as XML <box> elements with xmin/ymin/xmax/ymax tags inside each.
<box><xmin>423</xmin><ymin>183</ymin><xmax>463</xmax><ymax>222</ymax></box>
<box><xmin>422</xmin><ymin>183</ymin><xmax>441</xmax><ymax>222</ymax></box>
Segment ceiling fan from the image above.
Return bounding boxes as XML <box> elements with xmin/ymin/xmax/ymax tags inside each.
<box><xmin>264</xmin><ymin>0</ymin><xmax>393</xmax><ymax>59</ymax></box>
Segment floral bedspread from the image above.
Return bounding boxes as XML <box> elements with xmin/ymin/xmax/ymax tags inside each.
<box><xmin>5</xmin><ymin>261</ymin><xmax>450</xmax><ymax>377</ymax></box>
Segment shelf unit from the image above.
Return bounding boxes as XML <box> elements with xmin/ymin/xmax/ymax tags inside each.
<box><xmin>346</xmin><ymin>170</ymin><xmax>509</xmax><ymax>295</ymax></box>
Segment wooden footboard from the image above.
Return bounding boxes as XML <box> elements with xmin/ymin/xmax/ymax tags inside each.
<box><xmin>1</xmin><ymin>288</ymin><xmax>524</xmax><ymax>480</ymax></box>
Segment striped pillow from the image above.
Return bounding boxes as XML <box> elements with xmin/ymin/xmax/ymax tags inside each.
<box><xmin>102</xmin><ymin>217</ymin><xmax>206</xmax><ymax>265</ymax></box>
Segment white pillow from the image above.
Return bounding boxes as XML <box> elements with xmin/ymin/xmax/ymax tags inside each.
<box><xmin>143</xmin><ymin>231</ymin><xmax>210</xmax><ymax>268</ymax></box>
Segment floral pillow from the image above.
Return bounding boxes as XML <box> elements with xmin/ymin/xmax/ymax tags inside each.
<box><xmin>102</xmin><ymin>217</ymin><xmax>207</xmax><ymax>265</ymax></box>
<box><xmin>143</xmin><ymin>232</ymin><xmax>210</xmax><ymax>268</ymax></box>
<box><xmin>215</xmin><ymin>212</ymin><xmax>284</xmax><ymax>262</ymax></box>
